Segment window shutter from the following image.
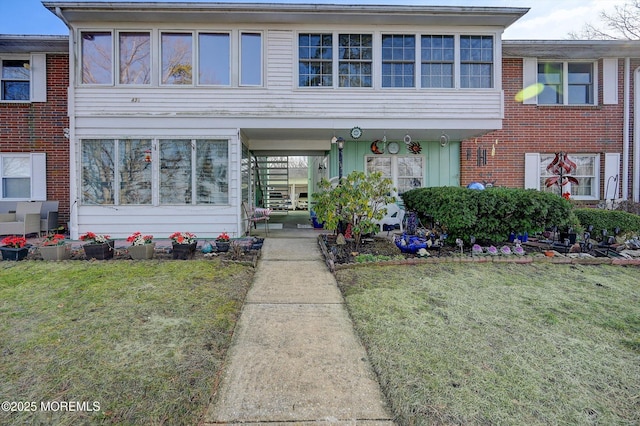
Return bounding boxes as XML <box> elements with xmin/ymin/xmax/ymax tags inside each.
<box><xmin>30</xmin><ymin>53</ymin><xmax>47</xmax><ymax>102</ymax></box>
<box><xmin>30</xmin><ymin>153</ymin><xmax>47</xmax><ymax>200</ymax></box>
<box><xmin>522</xmin><ymin>57</ymin><xmax>537</xmax><ymax>105</ymax></box>
<box><xmin>602</xmin><ymin>58</ymin><xmax>618</xmax><ymax>105</ymax></box>
<box><xmin>524</xmin><ymin>153</ymin><xmax>540</xmax><ymax>189</ymax></box>
<box><xmin>604</xmin><ymin>153</ymin><xmax>620</xmax><ymax>199</ymax></box>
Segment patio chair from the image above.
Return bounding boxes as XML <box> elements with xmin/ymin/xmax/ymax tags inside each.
<box><xmin>242</xmin><ymin>201</ymin><xmax>271</xmax><ymax>236</ymax></box>
<box><xmin>40</xmin><ymin>201</ymin><xmax>59</xmax><ymax>236</ymax></box>
<box><xmin>375</xmin><ymin>203</ymin><xmax>405</xmax><ymax>234</ymax></box>
<box><xmin>0</xmin><ymin>201</ymin><xmax>43</xmax><ymax>237</ymax></box>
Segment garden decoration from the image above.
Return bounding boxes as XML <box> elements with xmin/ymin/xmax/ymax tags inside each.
<box><xmin>40</xmin><ymin>233</ymin><xmax>70</xmax><ymax>261</ymax></box>
<box><xmin>215</xmin><ymin>232</ymin><xmax>231</xmax><ymax>252</ymax></box>
<box><xmin>170</xmin><ymin>232</ymin><xmax>197</xmax><ymax>259</ymax></box>
<box><xmin>126</xmin><ymin>232</ymin><xmax>155</xmax><ymax>260</ymax></box>
<box><xmin>1</xmin><ymin>236</ymin><xmax>29</xmax><ymax>261</ymax></box>
<box><xmin>545</xmin><ymin>152</ymin><xmax>579</xmax><ymax>197</ymax></box>
<box><xmin>79</xmin><ymin>232</ymin><xmax>114</xmax><ymax>260</ymax></box>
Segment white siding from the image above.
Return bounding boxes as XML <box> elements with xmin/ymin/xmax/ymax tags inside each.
<box><xmin>267</xmin><ymin>30</ymin><xmax>294</xmax><ymax>88</ymax></box>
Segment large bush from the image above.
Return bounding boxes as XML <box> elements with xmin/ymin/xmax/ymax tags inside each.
<box><xmin>573</xmin><ymin>208</ymin><xmax>640</xmax><ymax>237</ymax></box>
<box><xmin>402</xmin><ymin>187</ymin><xmax>576</xmax><ymax>244</ymax></box>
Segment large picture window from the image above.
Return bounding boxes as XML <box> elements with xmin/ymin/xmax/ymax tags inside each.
<box><xmin>82</xmin><ymin>139</ymin><xmax>228</xmax><ymax>206</ymax></box>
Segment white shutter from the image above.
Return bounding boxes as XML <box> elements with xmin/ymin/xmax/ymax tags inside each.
<box><xmin>30</xmin><ymin>153</ymin><xmax>47</xmax><ymax>200</ymax></box>
<box><xmin>602</xmin><ymin>58</ymin><xmax>618</xmax><ymax>105</ymax></box>
<box><xmin>30</xmin><ymin>53</ymin><xmax>47</xmax><ymax>102</ymax></box>
<box><xmin>522</xmin><ymin>57</ymin><xmax>538</xmax><ymax>105</ymax></box>
<box><xmin>604</xmin><ymin>153</ymin><xmax>620</xmax><ymax>199</ymax></box>
<box><xmin>524</xmin><ymin>153</ymin><xmax>540</xmax><ymax>189</ymax></box>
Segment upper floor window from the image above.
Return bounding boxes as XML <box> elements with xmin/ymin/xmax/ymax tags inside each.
<box><xmin>381</xmin><ymin>34</ymin><xmax>415</xmax><ymax>88</ymax></box>
<box><xmin>199</xmin><ymin>33</ymin><xmax>230</xmax><ymax>85</ymax></box>
<box><xmin>339</xmin><ymin>34</ymin><xmax>372</xmax><ymax>88</ymax></box>
<box><xmin>421</xmin><ymin>35</ymin><xmax>454</xmax><ymax>88</ymax></box>
<box><xmin>460</xmin><ymin>35</ymin><xmax>493</xmax><ymax>88</ymax></box>
<box><xmin>299</xmin><ymin>33</ymin><xmax>333</xmax><ymax>87</ymax></box>
<box><xmin>82</xmin><ymin>32</ymin><xmax>112</xmax><ymax>84</ymax></box>
<box><xmin>240</xmin><ymin>32</ymin><xmax>263</xmax><ymax>86</ymax></box>
<box><xmin>538</xmin><ymin>61</ymin><xmax>594</xmax><ymax>105</ymax></box>
<box><xmin>161</xmin><ymin>32</ymin><xmax>193</xmax><ymax>85</ymax></box>
<box><xmin>1</xmin><ymin>59</ymin><xmax>29</xmax><ymax>100</ymax></box>
<box><xmin>119</xmin><ymin>32</ymin><xmax>151</xmax><ymax>85</ymax></box>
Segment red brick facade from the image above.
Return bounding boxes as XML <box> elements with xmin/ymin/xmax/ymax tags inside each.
<box><xmin>461</xmin><ymin>57</ymin><xmax>638</xmax><ymax>202</ymax></box>
<box><xmin>0</xmin><ymin>53</ymin><xmax>70</xmax><ymax>227</ymax></box>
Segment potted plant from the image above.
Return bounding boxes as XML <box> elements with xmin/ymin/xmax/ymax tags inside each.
<box><xmin>169</xmin><ymin>232</ymin><xmax>197</xmax><ymax>259</ymax></box>
<box><xmin>40</xmin><ymin>233</ymin><xmax>70</xmax><ymax>261</ymax></box>
<box><xmin>79</xmin><ymin>232</ymin><xmax>114</xmax><ymax>260</ymax></box>
<box><xmin>0</xmin><ymin>235</ymin><xmax>29</xmax><ymax>261</ymax></box>
<box><xmin>215</xmin><ymin>232</ymin><xmax>231</xmax><ymax>252</ymax></box>
<box><xmin>126</xmin><ymin>232</ymin><xmax>155</xmax><ymax>260</ymax></box>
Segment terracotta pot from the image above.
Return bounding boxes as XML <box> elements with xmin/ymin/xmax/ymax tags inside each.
<box><xmin>544</xmin><ymin>250</ymin><xmax>555</xmax><ymax>257</ymax></box>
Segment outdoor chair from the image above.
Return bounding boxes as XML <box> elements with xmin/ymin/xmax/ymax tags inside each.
<box><xmin>40</xmin><ymin>200</ymin><xmax>59</xmax><ymax>236</ymax></box>
<box><xmin>375</xmin><ymin>203</ymin><xmax>405</xmax><ymax>234</ymax></box>
<box><xmin>0</xmin><ymin>201</ymin><xmax>43</xmax><ymax>237</ymax></box>
<box><xmin>242</xmin><ymin>201</ymin><xmax>271</xmax><ymax>236</ymax></box>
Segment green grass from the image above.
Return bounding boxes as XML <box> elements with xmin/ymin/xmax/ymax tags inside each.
<box><xmin>336</xmin><ymin>263</ymin><xmax>640</xmax><ymax>425</ymax></box>
<box><xmin>0</xmin><ymin>260</ymin><xmax>254</xmax><ymax>425</ymax></box>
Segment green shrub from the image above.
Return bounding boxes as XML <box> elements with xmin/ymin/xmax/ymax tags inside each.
<box><xmin>402</xmin><ymin>187</ymin><xmax>576</xmax><ymax>244</ymax></box>
<box><xmin>573</xmin><ymin>208</ymin><xmax>640</xmax><ymax>237</ymax></box>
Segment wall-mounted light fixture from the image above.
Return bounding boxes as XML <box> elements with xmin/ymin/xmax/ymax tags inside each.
<box><xmin>332</xmin><ymin>136</ymin><xmax>346</xmax><ymax>184</ymax></box>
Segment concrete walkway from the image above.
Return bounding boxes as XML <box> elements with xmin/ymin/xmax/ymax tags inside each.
<box><xmin>204</xmin><ymin>233</ymin><xmax>394</xmax><ymax>425</ymax></box>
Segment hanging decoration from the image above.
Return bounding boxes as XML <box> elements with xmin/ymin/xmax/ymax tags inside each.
<box><xmin>370</xmin><ymin>140</ymin><xmax>384</xmax><ymax>154</ymax></box>
<box><xmin>544</xmin><ymin>152</ymin><xmax>579</xmax><ymax>197</ymax></box>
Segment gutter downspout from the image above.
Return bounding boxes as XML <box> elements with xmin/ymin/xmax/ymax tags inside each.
<box><xmin>634</xmin><ymin>66</ymin><xmax>640</xmax><ymax>202</ymax></box>
<box><xmin>55</xmin><ymin>6</ymin><xmax>79</xmax><ymax>238</ymax></box>
<box><xmin>623</xmin><ymin>58</ymin><xmax>630</xmax><ymax>200</ymax></box>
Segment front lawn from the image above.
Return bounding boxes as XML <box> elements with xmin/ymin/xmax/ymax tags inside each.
<box><xmin>337</xmin><ymin>263</ymin><xmax>640</xmax><ymax>425</ymax></box>
<box><xmin>0</xmin><ymin>260</ymin><xmax>254</xmax><ymax>425</ymax></box>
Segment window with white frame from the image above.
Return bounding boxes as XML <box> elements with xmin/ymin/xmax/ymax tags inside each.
<box><xmin>538</xmin><ymin>61</ymin><xmax>595</xmax><ymax>105</ymax></box>
<box><xmin>299</xmin><ymin>33</ymin><xmax>333</xmax><ymax>87</ymax></box>
<box><xmin>81</xmin><ymin>32</ymin><xmax>113</xmax><ymax>84</ymax></box>
<box><xmin>338</xmin><ymin>34</ymin><xmax>372</xmax><ymax>88</ymax></box>
<box><xmin>161</xmin><ymin>32</ymin><xmax>193</xmax><ymax>85</ymax></box>
<box><xmin>525</xmin><ymin>153</ymin><xmax>599</xmax><ymax>200</ymax></box>
<box><xmin>240</xmin><ymin>32</ymin><xmax>263</xmax><ymax>86</ymax></box>
<box><xmin>366</xmin><ymin>155</ymin><xmax>423</xmax><ymax>195</ymax></box>
<box><xmin>81</xmin><ymin>139</ymin><xmax>228</xmax><ymax>205</ymax></box>
<box><xmin>421</xmin><ymin>35</ymin><xmax>454</xmax><ymax>88</ymax></box>
<box><xmin>199</xmin><ymin>33</ymin><xmax>230</xmax><ymax>85</ymax></box>
<box><xmin>460</xmin><ymin>35</ymin><xmax>493</xmax><ymax>88</ymax></box>
<box><xmin>381</xmin><ymin>34</ymin><xmax>415</xmax><ymax>88</ymax></box>
<box><xmin>119</xmin><ymin>32</ymin><xmax>151</xmax><ymax>85</ymax></box>
<box><xmin>0</xmin><ymin>153</ymin><xmax>47</xmax><ymax>200</ymax></box>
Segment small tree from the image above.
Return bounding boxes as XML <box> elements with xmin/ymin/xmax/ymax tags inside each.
<box><xmin>312</xmin><ymin>171</ymin><xmax>395</xmax><ymax>247</ymax></box>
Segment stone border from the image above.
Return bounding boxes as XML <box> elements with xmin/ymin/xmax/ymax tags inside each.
<box><xmin>317</xmin><ymin>235</ymin><xmax>640</xmax><ymax>273</ymax></box>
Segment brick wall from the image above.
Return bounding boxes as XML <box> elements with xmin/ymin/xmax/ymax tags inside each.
<box><xmin>461</xmin><ymin>57</ymin><xmax>638</xmax><ymax>200</ymax></box>
<box><xmin>0</xmin><ymin>54</ymin><xmax>70</xmax><ymax>228</ymax></box>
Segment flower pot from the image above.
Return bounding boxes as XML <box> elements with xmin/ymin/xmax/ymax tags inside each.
<box><xmin>128</xmin><ymin>243</ymin><xmax>155</xmax><ymax>260</ymax></box>
<box><xmin>215</xmin><ymin>241</ymin><xmax>230</xmax><ymax>252</ymax></box>
<box><xmin>172</xmin><ymin>242</ymin><xmax>197</xmax><ymax>260</ymax></box>
<box><xmin>1</xmin><ymin>246</ymin><xmax>29</xmax><ymax>261</ymax></box>
<box><xmin>40</xmin><ymin>244</ymin><xmax>70</xmax><ymax>261</ymax></box>
<box><xmin>83</xmin><ymin>240</ymin><xmax>114</xmax><ymax>260</ymax></box>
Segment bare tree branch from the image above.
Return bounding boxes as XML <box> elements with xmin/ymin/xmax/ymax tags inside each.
<box><xmin>569</xmin><ymin>0</ymin><xmax>640</xmax><ymax>40</ymax></box>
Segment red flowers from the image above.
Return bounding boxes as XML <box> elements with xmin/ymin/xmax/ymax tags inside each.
<box><xmin>79</xmin><ymin>232</ymin><xmax>111</xmax><ymax>244</ymax></box>
<box><xmin>216</xmin><ymin>232</ymin><xmax>230</xmax><ymax>242</ymax></box>
<box><xmin>126</xmin><ymin>232</ymin><xmax>154</xmax><ymax>246</ymax></box>
<box><xmin>169</xmin><ymin>232</ymin><xmax>197</xmax><ymax>245</ymax></box>
<box><xmin>43</xmin><ymin>233</ymin><xmax>66</xmax><ymax>246</ymax></box>
<box><xmin>562</xmin><ymin>192</ymin><xmax>571</xmax><ymax>200</ymax></box>
<box><xmin>1</xmin><ymin>236</ymin><xmax>27</xmax><ymax>248</ymax></box>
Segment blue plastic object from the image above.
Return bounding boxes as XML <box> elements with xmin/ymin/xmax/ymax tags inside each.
<box><xmin>466</xmin><ymin>182</ymin><xmax>485</xmax><ymax>190</ymax></box>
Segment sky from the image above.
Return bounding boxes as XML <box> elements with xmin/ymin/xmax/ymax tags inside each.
<box><xmin>0</xmin><ymin>0</ymin><xmax>628</xmax><ymax>40</ymax></box>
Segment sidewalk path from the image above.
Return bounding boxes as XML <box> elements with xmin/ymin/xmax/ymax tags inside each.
<box><xmin>204</xmin><ymin>235</ymin><xmax>394</xmax><ymax>425</ymax></box>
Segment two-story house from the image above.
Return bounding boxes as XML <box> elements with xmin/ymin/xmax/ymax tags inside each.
<box><xmin>0</xmin><ymin>34</ymin><xmax>70</xmax><ymax>228</ymax></box>
<box><xmin>44</xmin><ymin>1</ymin><xmax>529</xmax><ymax>239</ymax></box>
